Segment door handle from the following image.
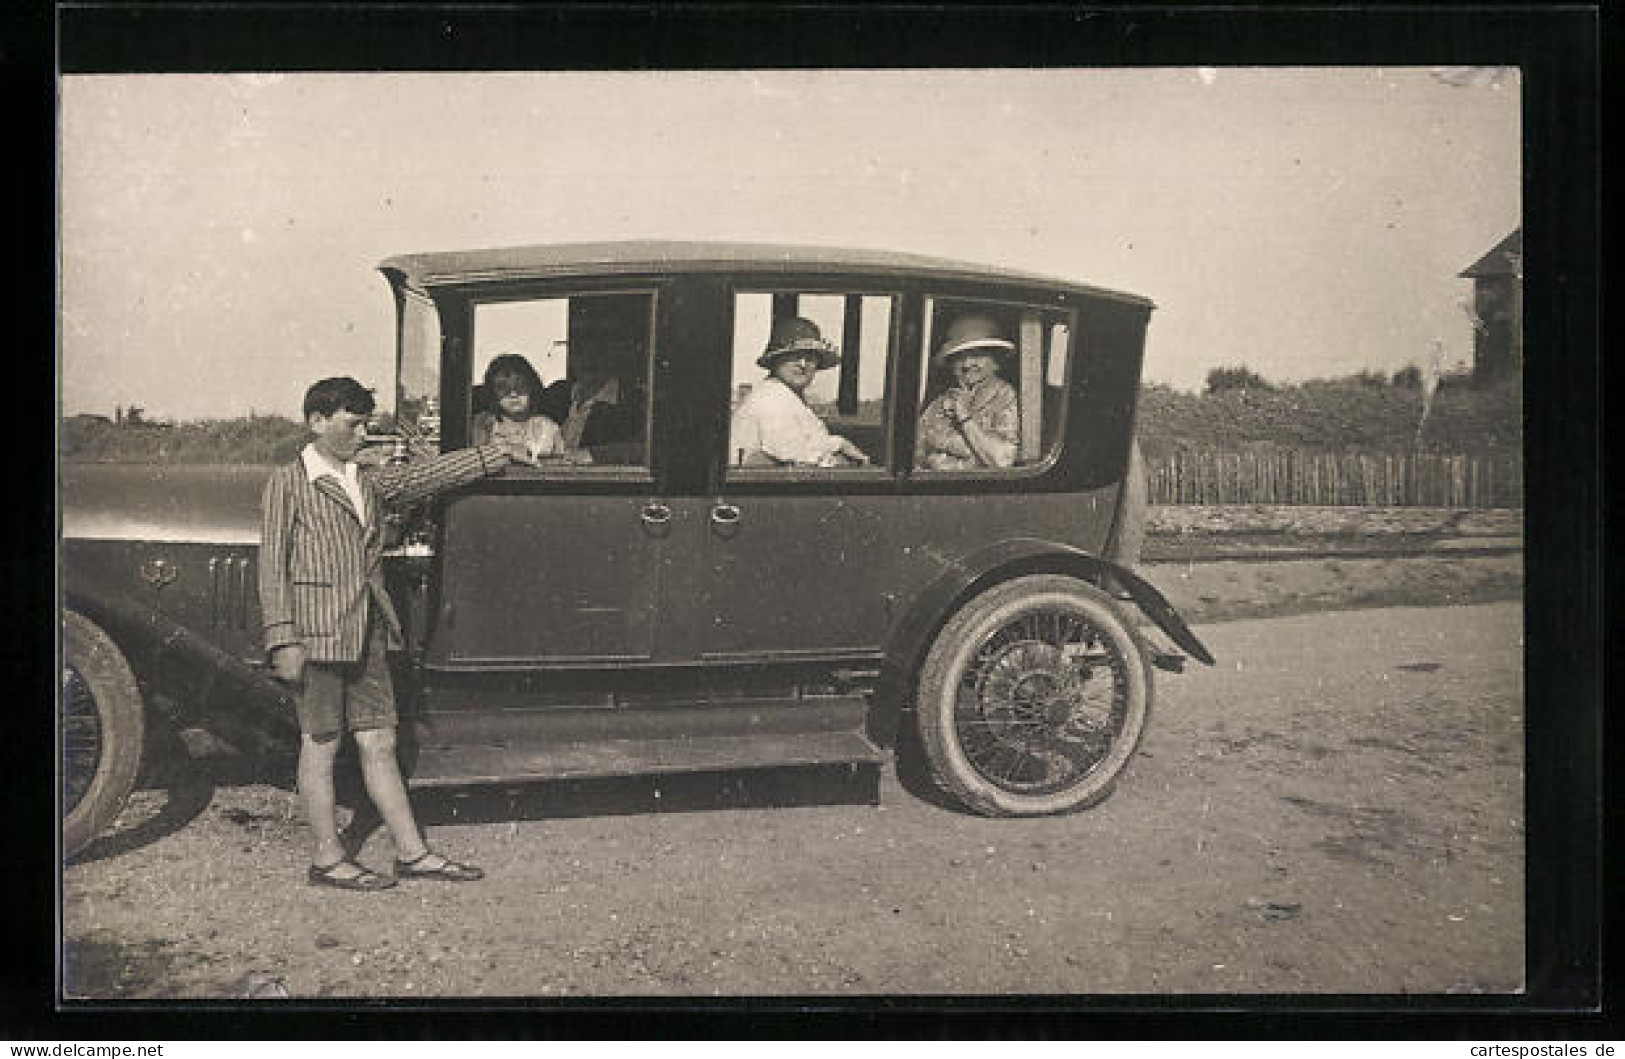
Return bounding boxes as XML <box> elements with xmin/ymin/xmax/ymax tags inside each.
<box><xmin>710</xmin><ymin>502</ymin><xmax>741</xmax><ymax>527</ymax></box>
<box><xmin>640</xmin><ymin>501</ymin><xmax>672</xmax><ymax>527</ymax></box>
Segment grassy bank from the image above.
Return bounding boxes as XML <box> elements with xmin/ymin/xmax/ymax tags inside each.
<box><xmin>61</xmin><ymin>416</ymin><xmax>308</xmax><ymax>464</ymax></box>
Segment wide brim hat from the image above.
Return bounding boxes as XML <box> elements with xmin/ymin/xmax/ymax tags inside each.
<box><xmin>757</xmin><ymin>316</ymin><xmax>841</xmax><ymax>371</ymax></box>
<box><xmin>932</xmin><ymin>313</ymin><xmax>1016</xmax><ymax>368</ymax></box>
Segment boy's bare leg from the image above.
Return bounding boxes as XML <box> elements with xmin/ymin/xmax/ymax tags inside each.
<box><xmin>298</xmin><ymin>734</ymin><xmax>351</xmax><ymax>871</ymax></box>
<box><xmin>354</xmin><ymin>726</ymin><xmax>430</xmax><ymax>863</ymax></box>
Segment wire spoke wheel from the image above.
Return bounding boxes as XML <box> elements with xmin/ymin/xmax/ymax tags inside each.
<box><xmin>956</xmin><ymin>615</ymin><xmax>1129</xmax><ymax>797</ymax></box>
<box><xmin>916</xmin><ymin>575</ymin><xmax>1151</xmax><ymax>816</ymax></box>
<box><xmin>62</xmin><ymin>662</ymin><xmax>104</xmax><ymax>817</ymax></box>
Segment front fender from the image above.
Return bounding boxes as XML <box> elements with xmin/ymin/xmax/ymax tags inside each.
<box><xmin>62</xmin><ymin>565</ymin><xmax>300</xmax><ymax>744</ymax></box>
<box><xmin>882</xmin><ymin>536</ymin><xmax>1214</xmax><ymax>678</ymax></box>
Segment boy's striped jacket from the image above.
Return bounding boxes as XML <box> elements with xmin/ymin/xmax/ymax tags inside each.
<box><xmin>258</xmin><ymin>444</ymin><xmax>508</xmax><ymax>663</ymax></box>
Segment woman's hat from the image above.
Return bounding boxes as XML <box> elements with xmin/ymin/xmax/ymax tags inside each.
<box><xmin>933</xmin><ymin>313</ymin><xmax>1016</xmax><ymax>368</ymax></box>
<box><xmin>758</xmin><ymin>316</ymin><xmax>841</xmax><ymax>370</ymax></box>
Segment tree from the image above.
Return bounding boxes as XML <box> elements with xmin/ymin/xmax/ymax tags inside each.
<box><xmin>1204</xmin><ymin>365</ymin><xmax>1274</xmax><ymax>395</ymax></box>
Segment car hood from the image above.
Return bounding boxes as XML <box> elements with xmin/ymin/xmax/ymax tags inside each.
<box><xmin>61</xmin><ymin>463</ymin><xmax>273</xmax><ymax>545</ymax></box>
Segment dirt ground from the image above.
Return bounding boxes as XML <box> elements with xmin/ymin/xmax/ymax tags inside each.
<box><xmin>1146</xmin><ymin>550</ymin><xmax>1523</xmax><ymax>624</ymax></box>
<box><xmin>60</xmin><ymin>552</ymin><xmax>1524</xmax><ymax>999</ymax></box>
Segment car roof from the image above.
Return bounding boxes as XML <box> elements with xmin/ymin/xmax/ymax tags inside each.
<box><xmin>378</xmin><ymin>240</ymin><xmax>1154</xmax><ymax>309</ymax></box>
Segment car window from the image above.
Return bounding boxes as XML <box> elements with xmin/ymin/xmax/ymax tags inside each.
<box><xmin>726</xmin><ymin>291</ymin><xmax>894</xmax><ymax>474</ymax></box>
<box><xmin>914</xmin><ymin>298</ymin><xmax>1073</xmax><ymax>474</ymax></box>
<box><xmin>470</xmin><ymin>291</ymin><xmax>654</xmax><ymax>470</ymax></box>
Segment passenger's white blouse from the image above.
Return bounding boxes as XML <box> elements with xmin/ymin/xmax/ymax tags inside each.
<box><xmin>729</xmin><ymin>376</ymin><xmax>844</xmax><ymax>466</ymax></box>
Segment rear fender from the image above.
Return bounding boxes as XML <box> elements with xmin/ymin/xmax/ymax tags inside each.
<box><xmin>1108</xmin><ymin>562</ymin><xmax>1217</xmax><ymax>666</ymax></box>
<box><xmin>882</xmin><ymin>536</ymin><xmax>1214</xmax><ymax>686</ymax></box>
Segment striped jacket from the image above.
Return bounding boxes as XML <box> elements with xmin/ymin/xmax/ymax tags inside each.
<box><xmin>259</xmin><ymin>444</ymin><xmax>509</xmax><ymax>663</ymax></box>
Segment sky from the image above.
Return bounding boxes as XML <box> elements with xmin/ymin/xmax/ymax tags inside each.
<box><xmin>58</xmin><ymin>68</ymin><xmax>1519</xmax><ymax>421</ymax></box>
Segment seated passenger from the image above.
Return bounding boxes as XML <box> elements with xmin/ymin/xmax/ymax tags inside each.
<box><xmin>730</xmin><ymin>317</ymin><xmax>870</xmax><ymax>468</ymax></box>
<box><xmin>916</xmin><ymin>313</ymin><xmax>1019</xmax><ymax>470</ymax></box>
<box><xmin>539</xmin><ymin>324</ymin><xmax>643</xmax><ymax>463</ymax></box>
<box><xmin>470</xmin><ymin>354</ymin><xmax>565</xmax><ymax>462</ymax></box>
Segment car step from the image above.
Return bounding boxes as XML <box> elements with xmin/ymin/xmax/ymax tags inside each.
<box><xmin>406</xmin><ymin>730</ymin><xmax>887</xmax><ymax>788</ymax></box>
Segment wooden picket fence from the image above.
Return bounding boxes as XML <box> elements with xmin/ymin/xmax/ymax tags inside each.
<box><xmin>1147</xmin><ymin>448</ymin><xmax>1523</xmax><ymax>508</ymax></box>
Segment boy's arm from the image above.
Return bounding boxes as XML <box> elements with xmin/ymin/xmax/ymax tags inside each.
<box><xmin>257</xmin><ymin>470</ymin><xmax>300</xmax><ymax>655</ymax></box>
<box><xmin>369</xmin><ymin>442</ymin><xmax>515</xmax><ymax>510</ymax></box>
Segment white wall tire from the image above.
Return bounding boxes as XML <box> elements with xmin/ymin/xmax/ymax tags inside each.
<box><xmin>62</xmin><ymin>611</ymin><xmax>145</xmax><ymax>857</ymax></box>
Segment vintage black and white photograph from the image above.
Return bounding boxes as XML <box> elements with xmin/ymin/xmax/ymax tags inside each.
<box><xmin>58</xmin><ymin>64</ymin><xmax>1529</xmax><ymax>1000</ymax></box>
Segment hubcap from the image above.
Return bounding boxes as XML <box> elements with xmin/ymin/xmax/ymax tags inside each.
<box><xmin>955</xmin><ymin>608</ymin><xmax>1129</xmax><ymax>796</ymax></box>
<box><xmin>62</xmin><ymin>662</ymin><xmax>102</xmax><ymax>816</ymax></box>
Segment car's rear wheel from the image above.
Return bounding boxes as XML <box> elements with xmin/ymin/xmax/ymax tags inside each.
<box><xmin>916</xmin><ymin>574</ymin><xmax>1151</xmax><ymax>816</ymax></box>
<box><xmin>62</xmin><ymin>611</ymin><xmax>145</xmax><ymax>857</ymax></box>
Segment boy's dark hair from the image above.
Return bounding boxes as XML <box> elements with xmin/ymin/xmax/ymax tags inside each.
<box><xmin>482</xmin><ymin>354</ymin><xmax>546</xmax><ymax>406</ymax></box>
<box><xmin>303</xmin><ymin>377</ymin><xmax>377</xmax><ymax>421</ymax></box>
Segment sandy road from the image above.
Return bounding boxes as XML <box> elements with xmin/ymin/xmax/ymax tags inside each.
<box><xmin>62</xmin><ymin>599</ymin><xmax>1522</xmax><ymax>999</ymax></box>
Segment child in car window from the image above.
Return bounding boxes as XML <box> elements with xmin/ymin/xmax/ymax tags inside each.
<box><xmin>470</xmin><ymin>354</ymin><xmax>566</xmax><ymax>462</ymax></box>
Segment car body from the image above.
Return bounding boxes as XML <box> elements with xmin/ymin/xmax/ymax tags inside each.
<box><xmin>61</xmin><ymin>240</ymin><xmax>1211</xmax><ymax>854</ymax></box>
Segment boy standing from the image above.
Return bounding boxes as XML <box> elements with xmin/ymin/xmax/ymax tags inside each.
<box><xmin>260</xmin><ymin>377</ymin><xmax>524</xmax><ymax>890</ymax></box>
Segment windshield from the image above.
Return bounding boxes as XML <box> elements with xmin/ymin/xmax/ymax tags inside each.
<box><xmin>395</xmin><ymin>285</ymin><xmax>442</xmax><ymax>445</ymax></box>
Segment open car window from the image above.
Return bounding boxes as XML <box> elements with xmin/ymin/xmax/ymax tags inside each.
<box><xmin>725</xmin><ymin>290</ymin><xmax>895</xmax><ymax>476</ymax></box>
<box><xmin>914</xmin><ymin>297</ymin><xmax>1073</xmax><ymax>476</ymax></box>
<box><xmin>469</xmin><ymin>291</ymin><xmax>654</xmax><ymax>471</ymax></box>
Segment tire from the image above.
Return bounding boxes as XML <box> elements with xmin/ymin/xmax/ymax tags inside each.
<box><xmin>915</xmin><ymin>574</ymin><xmax>1152</xmax><ymax>816</ymax></box>
<box><xmin>62</xmin><ymin>611</ymin><xmax>145</xmax><ymax>857</ymax></box>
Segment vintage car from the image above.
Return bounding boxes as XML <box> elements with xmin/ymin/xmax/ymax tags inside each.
<box><xmin>61</xmin><ymin>241</ymin><xmax>1213</xmax><ymax>856</ymax></box>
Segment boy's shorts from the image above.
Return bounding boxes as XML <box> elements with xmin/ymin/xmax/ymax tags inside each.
<box><xmin>296</xmin><ymin>615</ymin><xmax>397</xmax><ymax>743</ymax></box>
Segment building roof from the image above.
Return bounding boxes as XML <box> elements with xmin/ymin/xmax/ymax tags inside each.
<box><xmin>1460</xmin><ymin>228</ymin><xmax>1522</xmax><ymax>278</ymax></box>
<box><xmin>378</xmin><ymin>239</ymin><xmax>1154</xmax><ymax>308</ymax></box>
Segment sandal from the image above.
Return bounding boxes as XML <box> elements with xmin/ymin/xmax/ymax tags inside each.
<box><xmin>394</xmin><ymin>850</ymin><xmax>484</xmax><ymax>882</ymax></box>
<box><xmin>308</xmin><ymin>859</ymin><xmax>397</xmax><ymax>891</ymax></box>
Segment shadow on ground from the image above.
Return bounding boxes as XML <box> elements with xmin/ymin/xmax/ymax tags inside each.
<box><xmin>66</xmin><ymin>720</ymin><xmax>298</xmax><ymax>867</ymax></box>
<box><xmin>72</xmin><ymin>717</ymin><xmax>890</xmax><ymax>865</ymax></box>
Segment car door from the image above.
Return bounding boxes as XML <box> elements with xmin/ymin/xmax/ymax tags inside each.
<box><xmin>423</xmin><ymin>288</ymin><xmax>670</xmax><ymax>667</ymax></box>
<box><xmin>657</xmin><ymin>286</ymin><xmax>902</xmax><ymax>664</ymax></box>
<box><xmin>674</xmin><ymin>488</ymin><xmax>898</xmax><ymax>663</ymax></box>
<box><xmin>430</xmin><ymin>490</ymin><xmax>666</xmax><ymax>665</ymax></box>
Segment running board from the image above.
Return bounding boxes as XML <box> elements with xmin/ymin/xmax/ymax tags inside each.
<box><xmin>401</xmin><ymin>696</ymin><xmax>886</xmax><ymax>787</ymax></box>
<box><xmin>406</xmin><ymin>730</ymin><xmax>886</xmax><ymax>787</ymax></box>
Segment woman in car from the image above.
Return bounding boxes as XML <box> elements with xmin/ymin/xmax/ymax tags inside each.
<box><xmin>916</xmin><ymin>313</ymin><xmax>1020</xmax><ymax>470</ymax></box>
<box><xmin>470</xmin><ymin>353</ymin><xmax>566</xmax><ymax>462</ymax></box>
<box><xmin>730</xmin><ymin>316</ymin><xmax>870</xmax><ymax>468</ymax></box>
